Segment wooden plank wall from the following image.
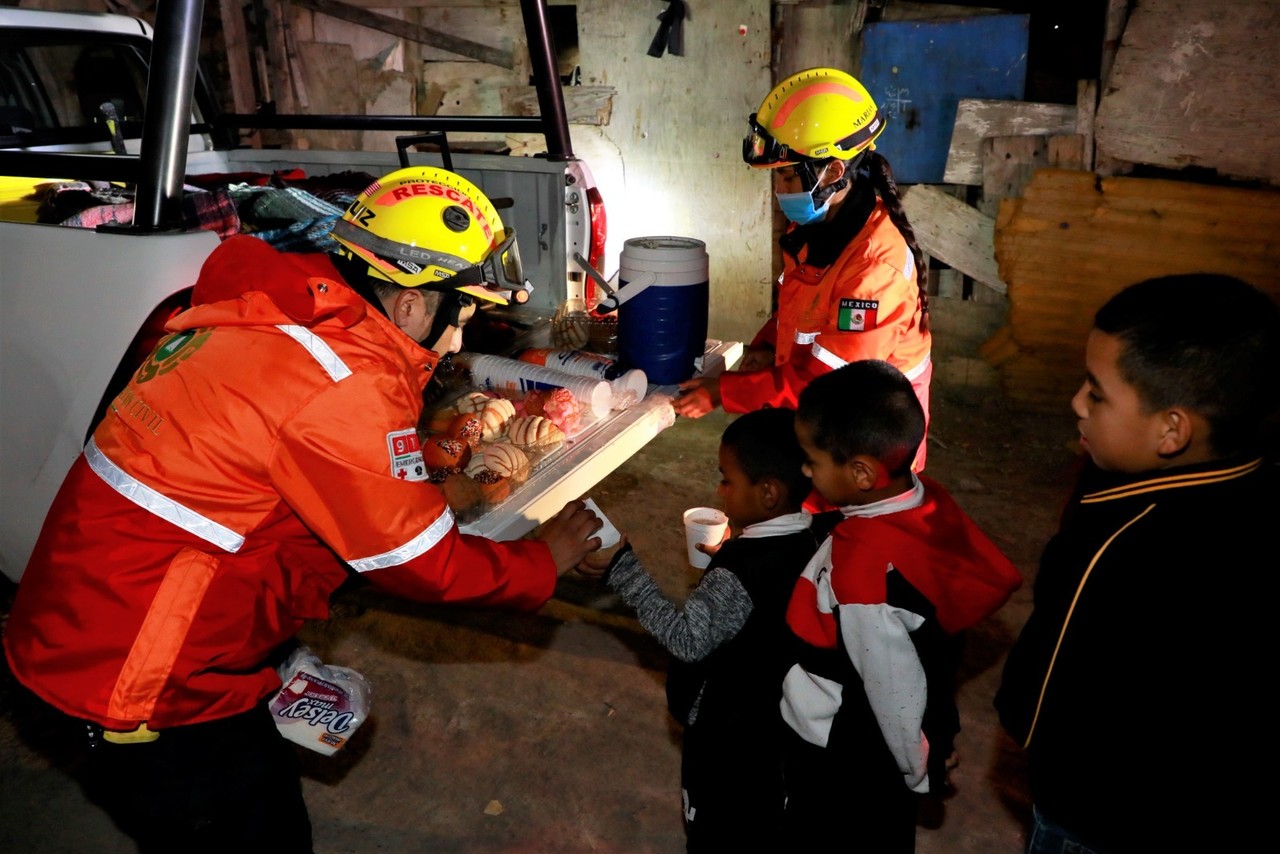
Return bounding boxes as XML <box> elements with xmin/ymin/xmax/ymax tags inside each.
<box><xmin>988</xmin><ymin>170</ymin><xmax>1280</xmax><ymax>412</ymax></box>
<box><xmin>1095</xmin><ymin>0</ymin><xmax>1280</xmax><ymax>184</ymax></box>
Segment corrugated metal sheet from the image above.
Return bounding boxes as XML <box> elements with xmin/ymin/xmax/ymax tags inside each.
<box><xmin>987</xmin><ymin>169</ymin><xmax>1280</xmax><ymax>412</ymax></box>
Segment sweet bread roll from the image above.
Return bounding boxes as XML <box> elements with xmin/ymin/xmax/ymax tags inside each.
<box><xmin>440</xmin><ymin>471</ymin><xmax>482</xmax><ymax>513</ymax></box>
<box><xmin>448</xmin><ymin>412</ymin><xmax>484</xmax><ymax>447</ymax></box>
<box><xmin>421</xmin><ymin>405</ymin><xmax>461</xmax><ymax>435</ymax></box>
<box><xmin>507</xmin><ymin>415</ymin><xmax>565</xmax><ymax>449</ymax></box>
<box><xmin>486</xmin><ymin>442</ymin><xmax>528</xmax><ymax>477</ymax></box>
<box><xmin>455</xmin><ymin>391</ymin><xmax>494</xmax><ymax>414</ymax></box>
<box><xmin>472</xmin><ymin>442</ymin><xmax>528</xmax><ymax>478</ymax></box>
<box><xmin>472</xmin><ymin>469</ymin><xmax>511</xmax><ymax>504</ymax></box>
<box><xmin>478</xmin><ymin>397</ymin><xmax>516</xmax><ymax>441</ymax></box>
<box><xmin>552</xmin><ymin>314</ymin><xmax>589</xmax><ymax>350</ymax></box>
<box><xmin>422</xmin><ymin>434</ymin><xmax>472</xmax><ymax>471</ymax></box>
<box><xmin>463</xmin><ymin>453</ymin><xmax>489</xmax><ymax>478</ymax></box>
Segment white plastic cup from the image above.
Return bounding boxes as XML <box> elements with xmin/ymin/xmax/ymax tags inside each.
<box><xmin>582</xmin><ymin>497</ymin><xmax>621</xmax><ymax>549</ymax></box>
<box><xmin>608</xmin><ymin>368</ymin><xmax>649</xmax><ymax>410</ymax></box>
<box><xmin>682</xmin><ymin>507</ymin><xmax>728</xmax><ymax>569</ymax></box>
<box><xmin>464</xmin><ymin>354</ymin><xmax>611</xmax><ymax>418</ymax></box>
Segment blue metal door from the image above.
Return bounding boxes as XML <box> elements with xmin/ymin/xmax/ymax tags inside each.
<box><xmin>859</xmin><ymin>15</ymin><xmax>1029</xmax><ymax>184</ymax></box>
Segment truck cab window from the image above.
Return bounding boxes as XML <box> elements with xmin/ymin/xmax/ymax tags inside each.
<box><xmin>72</xmin><ymin>43</ymin><xmax>147</xmax><ymax>128</ymax></box>
<box><xmin>0</xmin><ymin>32</ymin><xmax>150</xmax><ymax>146</ymax></box>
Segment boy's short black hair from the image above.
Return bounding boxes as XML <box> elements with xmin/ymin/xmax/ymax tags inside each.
<box><xmin>1095</xmin><ymin>273</ymin><xmax>1280</xmax><ymax>457</ymax></box>
<box><xmin>796</xmin><ymin>360</ymin><xmax>924</xmax><ymax>477</ymax></box>
<box><xmin>721</xmin><ymin>408</ymin><xmax>811</xmax><ymax>508</ymax></box>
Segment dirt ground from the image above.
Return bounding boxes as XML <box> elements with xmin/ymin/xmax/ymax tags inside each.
<box><xmin>0</xmin><ymin>319</ymin><xmax>1083</xmax><ymax>853</ymax></box>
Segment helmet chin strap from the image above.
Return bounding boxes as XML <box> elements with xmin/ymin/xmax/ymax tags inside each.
<box><xmin>804</xmin><ymin>149</ymin><xmax>869</xmax><ymax>203</ymax></box>
<box><xmin>799</xmin><ymin>161</ymin><xmax>848</xmax><ymax>207</ymax></box>
<box><xmin>423</xmin><ymin>290</ymin><xmax>474</xmax><ymax>352</ymax></box>
<box><xmin>812</xmin><ymin>174</ymin><xmax>849</xmax><ymax>205</ymax></box>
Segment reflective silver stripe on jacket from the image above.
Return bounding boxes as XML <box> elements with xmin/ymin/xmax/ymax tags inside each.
<box><xmin>810</xmin><ymin>341</ymin><xmax>931</xmax><ymax>379</ymax></box>
<box><xmin>85</xmin><ymin>438</ymin><xmax>246</xmax><ymax>553</ymax></box>
<box><xmin>347</xmin><ymin>506</ymin><xmax>456</xmax><ymax>573</ymax></box>
<box><xmin>276</xmin><ymin>324</ymin><xmax>353</xmax><ymax>382</ymax></box>
<box><xmin>811</xmin><ymin>340</ymin><xmax>847</xmax><ymax>370</ymax></box>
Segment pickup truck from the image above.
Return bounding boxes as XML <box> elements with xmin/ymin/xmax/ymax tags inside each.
<box><xmin>0</xmin><ymin>1</ymin><xmax>704</xmax><ymax>583</ymax></box>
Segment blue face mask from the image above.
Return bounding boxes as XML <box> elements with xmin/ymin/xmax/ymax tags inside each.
<box><xmin>776</xmin><ymin>189</ymin><xmax>830</xmax><ymax>225</ymax></box>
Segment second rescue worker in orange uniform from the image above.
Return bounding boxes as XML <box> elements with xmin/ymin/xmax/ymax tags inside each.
<box><xmin>3</xmin><ymin>167</ymin><xmax>604</xmax><ymax>852</ymax></box>
<box><xmin>674</xmin><ymin>68</ymin><xmax>933</xmax><ymax>471</ymax></box>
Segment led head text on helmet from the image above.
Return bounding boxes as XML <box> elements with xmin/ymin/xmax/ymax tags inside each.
<box><xmin>330</xmin><ymin>166</ymin><xmax>530</xmax><ymax>306</ymax></box>
<box><xmin>742</xmin><ymin>67</ymin><xmax>886</xmax><ymax>169</ymax></box>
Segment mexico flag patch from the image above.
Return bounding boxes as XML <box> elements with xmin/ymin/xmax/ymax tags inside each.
<box><xmin>837</xmin><ymin>298</ymin><xmax>879</xmax><ymax>332</ymax></box>
<box><xmin>386</xmin><ymin>428</ymin><xmax>428</xmax><ymax>482</ymax></box>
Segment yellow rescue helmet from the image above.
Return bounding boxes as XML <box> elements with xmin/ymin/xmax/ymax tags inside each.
<box><xmin>330</xmin><ymin>166</ymin><xmax>526</xmax><ymax>305</ymax></box>
<box><xmin>743</xmin><ymin>67</ymin><xmax>886</xmax><ymax>168</ymax></box>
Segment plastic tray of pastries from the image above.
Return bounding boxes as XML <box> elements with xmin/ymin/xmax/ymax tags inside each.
<box><xmin>418</xmin><ymin>387</ymin><xmax>595</xmax><ymax>523</ymax></box>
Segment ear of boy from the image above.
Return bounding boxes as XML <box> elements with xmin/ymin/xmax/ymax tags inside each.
<box><xmin>756</xmin><ymin>478</ymin><xmax>780</xmax><ymax>512</ymax></box>
<box><xmin>1155</xmin><ymin>406</ymin><xmax>1210</xmax><ymax>462</ymax></box>
<box><xmin>849</xmin><ymin>454</ymin><xmax>887</xmax><ymax>492</ymax></box>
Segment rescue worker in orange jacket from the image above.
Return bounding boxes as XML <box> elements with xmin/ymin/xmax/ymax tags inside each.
<box><xmin>2</xmin><ymin>166</ymin><xmax>604</xmax><ymax>853</ymax></box>
<box><xmin>673</xmin><ymin>68</ymin><xmax>932</xmax><ymax>471</ymax></box>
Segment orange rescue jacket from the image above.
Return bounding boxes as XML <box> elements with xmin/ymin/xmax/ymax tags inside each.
<box><xmin>4</xmin><ymin>236</ymin><xmax>556</xmax><ymax>731</ymax></box>
<box><xmin>719</xmin><ymin>200</ymin><xmax>931</xmax><ymax>413</ymax></box>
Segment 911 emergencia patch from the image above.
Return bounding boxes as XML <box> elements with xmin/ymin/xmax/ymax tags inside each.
<box><xmin>386</xmin><ymin>429</ymin><xmax>428</xmax><ymax>481</ymax></box>
<box><xmin>837</xmin><ymin>298</ymin><xmax>878</xmax><ymax>332</ymax></box>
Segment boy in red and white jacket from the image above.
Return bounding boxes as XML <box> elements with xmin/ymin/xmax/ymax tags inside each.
<box><xmin>781</xmin><ymin>360</ymin><xmax>1022</xmax><ymax>852</ymax></box>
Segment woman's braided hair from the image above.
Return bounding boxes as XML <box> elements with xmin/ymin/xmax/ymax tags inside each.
<box><xmin>864</xmin><ymin>151</ymin><xmax>930</xmax><ymax>333</ymax></box>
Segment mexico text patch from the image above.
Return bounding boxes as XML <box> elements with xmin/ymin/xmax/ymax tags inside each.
<box><xmin>386</xmin><ymin>429</ymin><xmax>428</xmax><ymax>482</ymax></box>
<box><xmin>837</xmin><ymin>298</ymin><xmax>878</xmax><ymax>332</ymax></box>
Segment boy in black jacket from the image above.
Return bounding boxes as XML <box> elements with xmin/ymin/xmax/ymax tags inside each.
<box><xmin>584</xmin><ymin>408</ymin><xmax>820</xmax><ymax>852</ymax></box>
<box><xmin>995</xmin><ymin>273</ymin><xmax>1280</xmax><ymax>853</ymax></box>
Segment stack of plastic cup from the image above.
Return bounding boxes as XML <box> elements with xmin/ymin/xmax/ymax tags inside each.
<box><xmin>516</xmin><ymin>348</ymin><xmax>648</xmax><ymax>411</ymax></box>
<box><xmin>460</xmin><ymin>354</ymin><xmax>612</xmax><ymax>419</ymax></box>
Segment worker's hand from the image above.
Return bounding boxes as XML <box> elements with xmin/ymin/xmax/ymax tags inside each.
<box><xmin>538</xmin><ymin>500</ymin><xmax>603</xmax><ymax>574</ymax></box>
<box><xmin>576</xmin><ymin>534</ymin><xmax>629</xmax><ymax>580</ymax></box>
<box><xmin>672</xmin><ymin>375</ymin><xmax>721</xmax><ymax>418</ymax></box>
<box><xmin>736</xmin><ymin>345</ymin><xmax>774</xmax><ymax>372</ymax></box>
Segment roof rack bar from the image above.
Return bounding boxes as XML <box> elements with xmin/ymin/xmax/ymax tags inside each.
<box><xmin>520</xmin><ymin>0</ymin><xmax>573</xmax><ymax>161</ymax></box>
<box><xmin>132</xmin><ymin>0</ymin><xmax>204</xmax><ymax>231</ymax></box>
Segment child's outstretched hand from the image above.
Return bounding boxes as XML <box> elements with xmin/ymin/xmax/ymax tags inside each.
<box><xmin>694</xmin><ymin>525</ymin><xmax>731</xmax><ymax>559</ymax></box>
<box><xmin>576</xmin><ymin>534</ymin><xmax>630</xmax><ymax>579</ymax></box>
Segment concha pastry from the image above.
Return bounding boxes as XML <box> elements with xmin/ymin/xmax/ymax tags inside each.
<box><xmin>478</xmin><ymin>397</ymin><xmax>516</xmax><ymax>441</ymax></box>
<box><xmin>455</xmin><ymin>391</ymin><xmax>495</xmax><ymax>414</ymax></box>
<box><xmin>551</xmin><ymin>313</ymin><xmax>589</xmax><ymax>350</ymax></box>
<box><xmin>468</xmin><ymin>442</ymin><xmax>528</xmax><ymax>478</ymax></box>
<box><xmin>507</xmin><ymin>415</ymin><xmax>565</xmax><ymax>449</ymax></box>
